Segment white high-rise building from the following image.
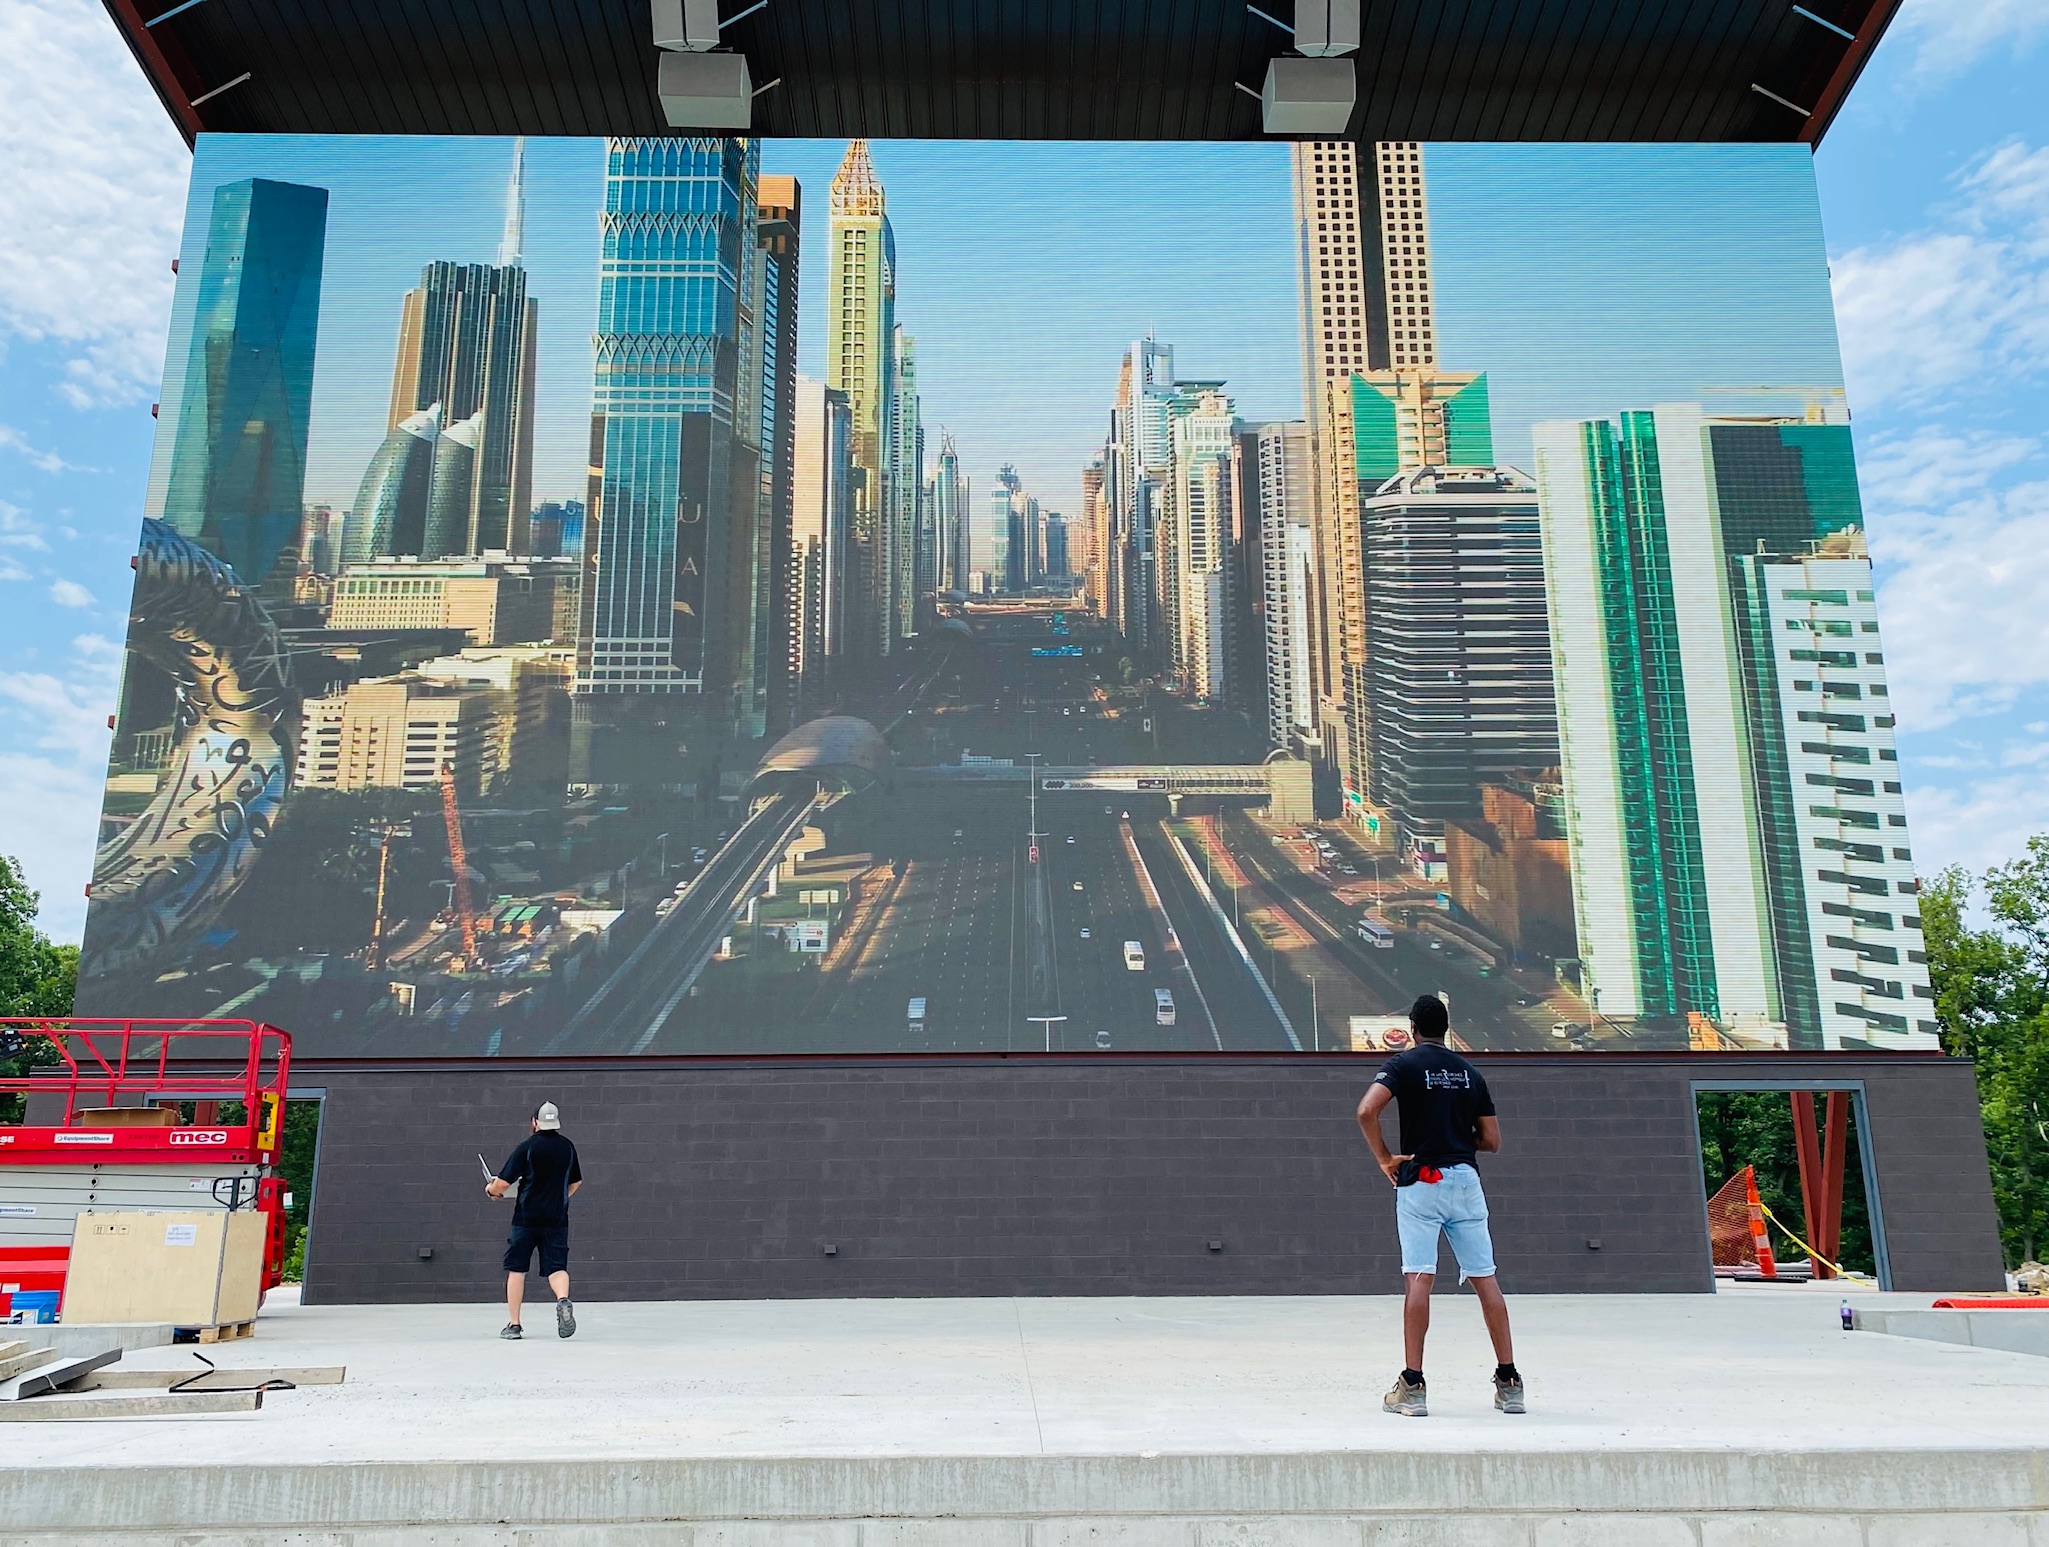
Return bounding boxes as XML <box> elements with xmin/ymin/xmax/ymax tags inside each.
<box><xmin>1534</xmin><ymin>400</ymin><xmax>1936</xmax><ymax>1050</ymax></box>
<box><xmin>1256</xmin><ymin>421</ymin><xmax>1317</xmax><ymax>750</ymax></box>
<box><xmin>1165</xmin><ymin>385</ymin><xmax>1235</xmax><ymax>704</ymax></box>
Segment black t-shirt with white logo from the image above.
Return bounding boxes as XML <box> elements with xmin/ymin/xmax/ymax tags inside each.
<box><xmin>498</xmin><ymin>1131</ymin><xmax>582</xmax><ymax>1228</ymax></box>
<box><xmin>1371</xmin><ymin>1043</ymin><xmax>1496</xmax><ymax>1169</ymax></box>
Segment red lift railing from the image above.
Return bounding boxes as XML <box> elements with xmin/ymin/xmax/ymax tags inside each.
<box><xmin>0</xmin><ymin>1019</ymin><xmax>294</xmax><ymax>1289</ymax></box>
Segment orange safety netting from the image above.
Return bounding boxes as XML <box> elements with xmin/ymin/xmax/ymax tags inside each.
<box><xmin>1706</xmin><ymin>1165</ymin><xmax>1778</xmax><ymax>1277</ymax></box>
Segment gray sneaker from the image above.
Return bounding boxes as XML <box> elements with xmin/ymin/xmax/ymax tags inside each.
<box><xmin>500</xmin><ymin>1323</ymin><xmax>522</xmax><ymax>1340</ymax></box>
<box><xmin>556</xmin><ymin>1298</ymin><xmax>576</xmax><ymax>1339</ymax></box>
<box><xmin>1494</xmin><ymin>1374</ymin><xmax>1526</xmax><ymax>1414</ymax></box>
<box><xmin>1383</xmin><ymin>1374</ymin><xmax>1427</xmax><ymax>1418</ymax></box>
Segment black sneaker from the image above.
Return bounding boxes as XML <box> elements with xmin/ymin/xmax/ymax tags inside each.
<box><xmin>556</xmin><ymin>1299</ymin><xmax>576</xmax><ymax>1339</ymax></box>
<box><xmin>500</xmin><ymin>1323</ymin><xmax>523</xmax><ymax>1340</ymax></box>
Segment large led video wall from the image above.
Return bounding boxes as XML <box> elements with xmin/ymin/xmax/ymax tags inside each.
<box><xmin>77</xmin><ymin>134</ymin><xmax>1938</xmax><ymax>1059</ymax></box>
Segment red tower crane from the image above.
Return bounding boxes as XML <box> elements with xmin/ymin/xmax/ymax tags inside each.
<box><xmin>439</xmin><ymin>761</ymin><xmax>478</xmax><ymax>959</ymax></box>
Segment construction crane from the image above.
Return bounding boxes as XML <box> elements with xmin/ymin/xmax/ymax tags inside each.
<box><xmin>439</xmin><ymin>761</ymin><xmax>478</xmax><ymax>959</ymax></box>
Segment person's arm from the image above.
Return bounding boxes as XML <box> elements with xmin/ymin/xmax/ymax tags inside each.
<box><xmin>1475</xmin><ymin>1114</ymin><xmax>1502</xmax><ymax>1154</ymax></box>
<box><xmin>567</xmin><ymin>1182</ymin><xmax>582</xmax><ymax>1198</ymax></box>
<box><xmin>1357</xmin><ymin>1083</ymin><xmax>1409</xmax><ymax>1185</ymax></box>
<box><xmin>486</xmin><ymin>1142</ymin><xmax>523</xmax><ymax>1199</ymax></box>
<box><xmin>566</xmin><ymin>1149</ymin><xmax>583</xmax><ymax>1199</ymax></box>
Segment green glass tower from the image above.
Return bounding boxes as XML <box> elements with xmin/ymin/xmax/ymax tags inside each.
<box><xmin>161</xmin><ymin>177</ymin><xmax>328</xmax><ymax>596</ymax></box>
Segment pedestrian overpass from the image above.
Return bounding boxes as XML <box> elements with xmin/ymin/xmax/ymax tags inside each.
<box><xmin>901</xmin><ymin>753</ymin><xmax>1313</xmax><ymax>822</ymax></box>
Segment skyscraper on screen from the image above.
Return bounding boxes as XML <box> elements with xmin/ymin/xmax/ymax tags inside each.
<box><xmin>826</xmin><ymin>140</ymin><xmax>899</xmax><ymax>661</ymax></box>
<box><xmin>1255</xmin><ymin>421</ymin><xmax>1317</xmax><ymax>753</ymax></box>
<box><xmin>1360</xmin><ymin>466</ymin><xmax>1559</xmax><ymax>880</ymax></box>
<box><xmin>932</xmin><ymin>432</ymin><xmax>968</xmax><ymax>594</ymax></box>
<box><xmin>1534</xmin><ymin>402</ymin><xmax>1933</xmax><ymax>1049</ymax></box>
<box><xmin>573</xmin><ymin>137</ymin><xmax>767</xmax><ymax>779</ymax></box>
<box><xmin>384</xmin><ymin>141</ymin><xmax>539</xmax><ymax>559</ymax></box>
<box><xmin>754</xmin><ymin>174</ymin><xmax>802</xmax><ymax>734</ymax></box>
<box><xmin>790</xmin><ymin>376</ymin><xmax>852</xmax><ymax>713</ymax></box>
<box><xmin>160</xmin><ymin>176</ymin><xmax>329</xmax><ymax>598</ymax></box>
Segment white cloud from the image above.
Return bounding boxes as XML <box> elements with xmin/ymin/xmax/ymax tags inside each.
<box><xmin>1907</xmin><ymin>772</ymin><xmax>2049</xmax><ymax>884</ymax></box>
<box><xmin>0</xmin><ymin>631</ymin><xmax>119</xmax><ymax>939</ymax></box>
<box><xmin>0</xmin><ymin>0</ymin><xmax>188</xmax><ymax>409</ymax></box>
<box><xmin>0</xmin><ymin>424</ymin><xmax>88</xmax><ymax>474</ymax></box>
<box><xmin>47</xmin><ymin>577</ymin><xmax>94</xmax><ymax>608</ymax></box>
<box><xmin>1831</xmin><ymin>137</ymin><xmax>2049</xmax><ymax>414</ymax></box>
<box><xmin>0</xmin><ymin>499</ymin><xmax>49</xmax><ymax>555</ymax></box>
<box><xmin>1891</xmin><ymin>0</ymin><xmax>2049</xmax><ymax>84</ymax></box>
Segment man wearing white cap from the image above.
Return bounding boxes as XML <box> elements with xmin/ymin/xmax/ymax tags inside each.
<box><xmin>487</xmin><ymin>1102</ymin><xmax>583</xmax><ymax>1339</ymax></box>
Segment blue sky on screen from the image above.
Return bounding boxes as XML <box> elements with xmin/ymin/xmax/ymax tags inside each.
<box><xmin>161</xmin><ymin>134</ymin><xmax>1840</xmax><ymax>537</ymax></box>
<box><xmin>2</xmin><ymin>0</ymin><xmax>2047</xmax><ymax>939</ymax></box>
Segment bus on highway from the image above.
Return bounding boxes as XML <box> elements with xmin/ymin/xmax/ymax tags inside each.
<box><xmin>1154</xmin><ymin>988</ymin><xmax>1176</xmax><ymax>1026</ymax></box>
<box><xmin>1356</xmin><ymin>918</ymin><xmax>1394</xmax><ymax>949</ymax></box>
<box><xmin>1123</xmin><ymin>940</ymin><xmax>1145</xmax><ymax>971</ymax></box>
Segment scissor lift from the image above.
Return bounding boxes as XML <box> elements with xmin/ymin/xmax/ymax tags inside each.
<box><xmin>0</xmin><ymin>1019</ymin><xmax>293</xmax><ymax>1317</ymax></box>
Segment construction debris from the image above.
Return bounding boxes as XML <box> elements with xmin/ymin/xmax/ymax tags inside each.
<box><xmin>0</xmin><ymin>1389</ymin><xmax>261</xmax><ymax>1422</ymax></box>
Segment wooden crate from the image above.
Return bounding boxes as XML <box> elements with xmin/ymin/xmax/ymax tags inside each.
<box><xmin>60</xmin><ymin>1210</ymin><xmax>264</xmax><ymax>1328</ymax></box>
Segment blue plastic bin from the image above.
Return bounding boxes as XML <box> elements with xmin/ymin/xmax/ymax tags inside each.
<box><xmin>4</xmin><ymin>1290</ymin><xmax>59</xmax><ymax>1324</ymax></box>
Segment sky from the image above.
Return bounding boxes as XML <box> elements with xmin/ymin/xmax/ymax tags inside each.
<box><xmin>2</xmin><ymin>0</ymin><xmax>2047</xmax><ymax>941</ymax></box>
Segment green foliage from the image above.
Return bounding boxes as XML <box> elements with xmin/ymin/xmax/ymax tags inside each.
<box><xmin>1697</xmin><ymin>1090</ymin><xmax>1873</xmax><ymax>1275</ymax></box>
<box><xmin>0</xmin><ymin>856</ymin><xmax>76</xmax><ymax>1123</ymax></box>
<box><xmin>277</xmin><ymin>1098</ymin><xmax>322</xmax><ymax>1249</ymax></box>
<box><xmin>1924</xmin><ymin>845</ymin><xmax>2049</xmax><ymax>1266</ymax></box>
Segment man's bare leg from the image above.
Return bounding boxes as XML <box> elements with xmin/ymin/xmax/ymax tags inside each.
<box><xmin>505</xmin><ymin>1271</ymin><xmax>525</xmax><ymax>1327</ymax></box>
<box><xmin>1470</xmin><ymin>1275</ymin><xmax>1513</xmax><ymax>1364</ymax></box>
<box><xmin>547</xmin><ymin>1270</ymin><xmax>570</xmax><ymax>1302</ymax></box>
<box><xmin>1403</xmin><ymin>1271</ymin><xmax>1433</xmax><ymax>1371</ymax></box>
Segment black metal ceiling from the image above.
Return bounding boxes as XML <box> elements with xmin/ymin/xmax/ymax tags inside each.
<box><xmin>104</xmin><ymin>0</ymin><xmax>1900</xmax><ymax>147</ymax></box>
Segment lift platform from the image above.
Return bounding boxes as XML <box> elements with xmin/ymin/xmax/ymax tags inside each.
<box><xmin>0</xmin><ymin>1020</ymin><xmax>293</xmax><ymax>1316</ymax></box>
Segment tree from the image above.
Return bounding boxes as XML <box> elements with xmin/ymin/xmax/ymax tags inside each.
<box><xmin>1923</xmin><ymin>850</ymin><xmax>2049</xmax><ymax>1265</ymax></box>
<box><xmin>0</xmin><ymin>855</ymin><xmax>78</xmax><ymax>1121</ymax></box>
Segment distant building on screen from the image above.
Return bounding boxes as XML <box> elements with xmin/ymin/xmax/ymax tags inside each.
<box><xmin>1162</xmin><ymin>383</ymin><xmax>1236</xmax><ymax>704</ymax></box>
<box><xmin>1444</xmin><ymin>772</ymin><xmax>1576</xmax><ymax>962</ymax></box>
<box><xmin>329</xmin><ymin>555</ymin><xmax>578</xmax><ymax>647</ymax></box>
<box><xmin>1254</xmin><ymin>421</ymin><xmax>1317</xmax><ymax>754</ymax></box>
<box><xmin>384</xmin><ymin>140</ymin><xmax>539</xmax><ymax>558</ymax></box>
<box><xmin>1043</xmin><ymin>513</ymin><xmax>1069</xmax><ymax>580</ymax></box>
<box><xmin>343</xmin><ymin>406</ymin><xmax>441</xmax><ymax>566</ymax></box>
<box><xmin>1360</xmin><ymin>466</ymin><xmax>1556</xmax><ymax>882</ymax></box>
<box><xmin>890</xmin><ymin>326</ymin><xmax>924</xmax><ymax>635</ymax></box>
<box><xmin>160</xmin><ymin>176</ymin><xmax>328</xmax><ymax>599</ymax></box>
<box><xmin>574</xmin><ymin>137</ymin><xmax>766</xmax><ymax>784</ymax></box>
<box><xmin>790</xmin><ymin>376</ymin><xmax>852</xmax><ymax>713</ymax></box>
<box><xmin>931</xmin><ymin>432</ymin><xmax>969</xmax><ymax>595</ymax></box>
<box><xmin>753</xmin><ymin>174</ymin><xmax>803</xmax><ymax>735</ymax></box>
<box><xmin>826</xmin><ymin>140</ymin><xmax>900</xmax><ymax>660</ymax></box>
<box><xmin>1534</xmin><ymin>401</ymin><xmax>1934</xmax><ymax>1051</ymax></box>
<box><xmin>528</xmin><ymin>499</ymin><xmax>585</xmax><ymax>561</ymax></box>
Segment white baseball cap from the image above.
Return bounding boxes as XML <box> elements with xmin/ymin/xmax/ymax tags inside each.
<box><xmin>535</xmin><ymin>1102</ymin><xmax>561</xmax><ymax>1130</ymax></box>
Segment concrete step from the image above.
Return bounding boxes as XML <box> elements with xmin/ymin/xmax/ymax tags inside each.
<box><xmin>0</xmin><ymin>1344</ymin><xmax>57</xmax><ymax>1384</ymax></box>
<box><xmin>0</xmin><ymin>1449</ymin><xmax>2046</xmax><ymax>1542</ymax></box>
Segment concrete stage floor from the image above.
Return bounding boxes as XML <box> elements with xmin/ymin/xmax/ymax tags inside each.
<box><xmin>5</xmin><ymin>1284</ymin><xmax>2049</xmax><ymax>1542</ymax></box>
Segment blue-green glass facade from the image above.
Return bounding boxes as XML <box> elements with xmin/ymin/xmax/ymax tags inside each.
<box><xmin>1443</xmin><ymin>374</ymin><xmax>1493</xmax><ymax>466</ymax></box>
<box><xmin>1584</xmin><ymin>412</ymin><xmax>1719</xmax><ymax>1020</ymax></box>
<box><xmin>161</xmin><ymin>177</ymin><xmax>328</xmax><ymax>596</ymax></box>
<box><xmin>583</xmin><ymin>138</ymin><xmax>750</xmax><ymax>697</ymax></box>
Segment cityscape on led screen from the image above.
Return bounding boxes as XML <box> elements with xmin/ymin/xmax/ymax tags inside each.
<box><xmin>76</xmin><ymin>134</ymin><xmax>1938</xmax><ymax>1059</ymax></box>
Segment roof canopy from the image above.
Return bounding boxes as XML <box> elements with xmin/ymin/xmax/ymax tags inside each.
<box><xmin>107</xmin><ymin>0</ymin><xmax>1897</xmax><ymax>147</ymax></box>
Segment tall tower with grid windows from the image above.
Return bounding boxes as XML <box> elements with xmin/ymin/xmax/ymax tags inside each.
<box><xmin>826</xmin><ymin>141</ymin><xmax>899</xmax><ymax>660</ymax></box>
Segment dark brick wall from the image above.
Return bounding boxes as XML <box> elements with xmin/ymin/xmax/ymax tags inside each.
<box><xmin>293</xmin><ymin>1053</ymin><xmax>2004</xmax><ymax>1304</ymax></box>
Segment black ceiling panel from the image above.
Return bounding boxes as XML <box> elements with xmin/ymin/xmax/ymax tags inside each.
<box><xmin>105</xmin><ymin>0</ymin><xmax>1901</xmax><ymax>147</ymax></box>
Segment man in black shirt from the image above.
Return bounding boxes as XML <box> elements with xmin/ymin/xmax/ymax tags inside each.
<box><xmin>487</xmin><ymin>1101</ymin><xmax>583</xmax><ymax>1340</ymax></box>
<box><xmin>1357</xmin><ymin>995</ymin><xmax>1523</xmax><ymax>1417</ymax></box>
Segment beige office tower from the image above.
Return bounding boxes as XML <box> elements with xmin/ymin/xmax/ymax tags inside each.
<box><xmin>826</xmin><ymin>140</ymin><xmax>898</xmax><ymax>661</ymax></box>
<box><xmin>1292</xmin><ymin>141</ymin><xmax>1372</xmax><ymax>799</ymax></box>
<box><xmin>1293</xmin><ymin>139</ymin><xmax>1478</xmax><ymax>832</ymax></box>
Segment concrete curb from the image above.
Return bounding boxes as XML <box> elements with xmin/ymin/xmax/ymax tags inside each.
<box><xmin>2</xmin><ymin>1448</ymin><xmax>2046</xmax><ymax>1533</ymax></box>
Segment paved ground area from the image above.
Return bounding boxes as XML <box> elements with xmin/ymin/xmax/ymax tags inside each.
<box><xmin>7</xmin><ymin>1283</ymin><xmax>2047</xmax><ymax>1468</ymax></box>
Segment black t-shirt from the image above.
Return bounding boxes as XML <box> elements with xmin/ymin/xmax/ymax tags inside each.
<box><xmin>498</xmin><ymin>1131</ymin><xmax>582</xmax><ymax>1227</ymax></box>
<box><xmin>1371</xmin><ymin>1043</ymin><xmax>1496</xmax><ymax>1170</ymax></box>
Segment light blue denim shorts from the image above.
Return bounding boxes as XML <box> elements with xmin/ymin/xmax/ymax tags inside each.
<box><xmin>1394</xmin><ymin>1163</ymin><xmax>1497</xmax><ymax>1278</ymax></box>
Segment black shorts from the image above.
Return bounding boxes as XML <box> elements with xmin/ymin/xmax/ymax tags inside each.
<box><xmin>503</xmin><ymin>1223</ymin><xmax>570</xmax><ymax>1276</ymax></box>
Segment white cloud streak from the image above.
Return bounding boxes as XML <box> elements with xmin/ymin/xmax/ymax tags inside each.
<box><xmin>0</xmin><ymin>633</ymin><xmax>120</xmax><ymax>941</ymax></box>
<box><xmin>0</xmin><ymin>0</ymin><xmax>188</xmax><ymax>409</ymax></box>
<box><xmin>1890</xmin><ymin>0</ymin><xmax>2049</xmax><ymax>85</ymax></box>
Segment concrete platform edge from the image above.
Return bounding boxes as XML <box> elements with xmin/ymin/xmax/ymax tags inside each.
<box><xmin>3</xmin><ymin>1449</ymin><xmax>2047</xmax><ymax>1533</ymax></box>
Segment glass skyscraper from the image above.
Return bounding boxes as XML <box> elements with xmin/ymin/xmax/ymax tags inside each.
<box><xmin>161</xmin><ymin>177</ymin><xmax>328</xmax><ymax>597</ymax></box>
<box><xmin>578</xmin><ymin>137</ymin><xmax>751</xmax><ymax>706</ymax></box>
